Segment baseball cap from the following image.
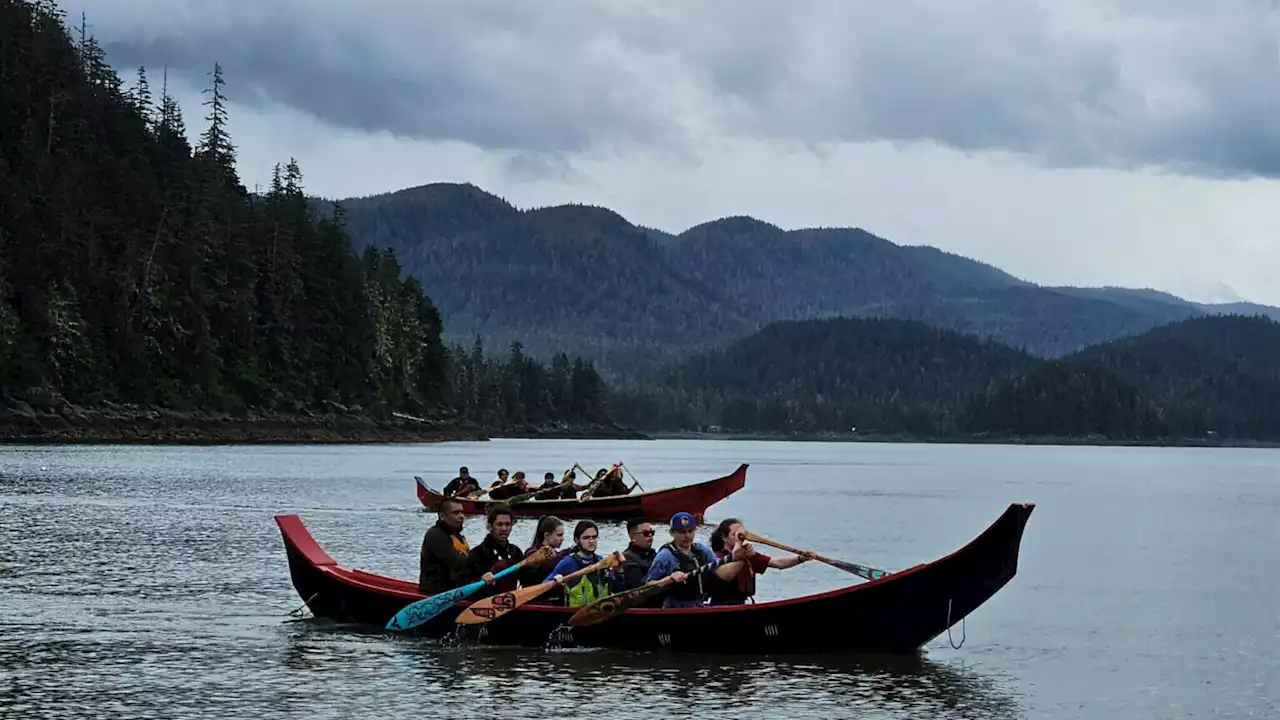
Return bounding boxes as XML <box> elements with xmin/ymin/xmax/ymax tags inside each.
<box><xmin>670</xmin><ymin>511</ymin><xmax>696</xmax><ymax>531</ymax></box>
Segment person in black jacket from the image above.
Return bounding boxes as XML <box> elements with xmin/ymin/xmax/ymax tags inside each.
<box><xmin>442</xmin><ymin>466</ymin><xmax>480</xmax><ymax>498</ymax></box>
<box><xmin>459</xmin><ymin>504</ymin><xmax>524</xmax><ymax>599</ymax></box>
<box><xmin>616</xmin><ymin>518</ymin><xmax>657</xmax><ymax>592</ymax></box>
<box><xmin>419</xmin><ymin>497</ymin><xmax>477</xmax><ymax>595</ymax></box>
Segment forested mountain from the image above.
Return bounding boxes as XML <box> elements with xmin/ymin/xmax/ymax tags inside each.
<box><xmin>0</xmin><ymin>0</ymin><xmax>616</xmax><ymax>441</ymax></box>
<box><xmin>331</xmin><ymin>195</ymin><xmax>752</xmax><ymax>371</ymax></box>
<box><xmin>611</xmin><ymin>317</ymin><xmax>1038</xmax><ymax>435</ymax></box>
<box><xmin>612</xmin><ymin>314</ymin><xmax>1280</xmax><ymax>442</ymax></box>
<box><xmin>332</xmin><ymin>183</ymin><xmax>1278</xmax><ymax>378</ymax></box>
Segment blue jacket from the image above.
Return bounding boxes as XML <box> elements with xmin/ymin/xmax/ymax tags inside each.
<box><xmin>646</xmin><ymin>542</ymin><xmax>716</xmax><ymax>608</ymax></box>
<box><xmin>542</xmin><ymin>551</ymin><xmax>614</xmax><ymax>607</ymax></box>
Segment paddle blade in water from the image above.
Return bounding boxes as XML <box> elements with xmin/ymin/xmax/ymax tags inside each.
<box><xmin>386</xmin><ymin>580</ymin><xmax>483</xmax><ymax>631</ymax></box>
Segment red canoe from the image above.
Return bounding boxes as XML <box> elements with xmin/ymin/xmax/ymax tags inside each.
<box><xmin>415</xmin><ymin>463</ymin><xmax>748</xmax><ymax>522</ymax></box>
<box><xmin>272</xmin><ymin>502</ymin><xmax>1035</xmax><ymax>654</ymax></box>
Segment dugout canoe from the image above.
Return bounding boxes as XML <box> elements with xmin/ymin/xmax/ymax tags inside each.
<box><xmin>273</xmin><ymin>501</ymin><xmax>1034</xmax><ymax>654</ymax></box>
<box><xmin>415</xmin><ymin>463</ymin><xmax>748</xmax><ymax>522</ymax></box>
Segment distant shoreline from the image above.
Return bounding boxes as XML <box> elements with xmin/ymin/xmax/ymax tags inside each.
<box><xmin>644</xmin><ymin>430</ymin><xmax>1280</xmax><ymax>449</ymax></box>
<box><xmin>0</xmin><ymin>400</ymin><xmax>649</xmax><ymax>446</ymax></box>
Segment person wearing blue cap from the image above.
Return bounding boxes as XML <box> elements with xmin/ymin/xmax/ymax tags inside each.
<box><xmin>643</xmin><ymin>511</ymin><xmax>720</xmax><ymax>608</ymax></box>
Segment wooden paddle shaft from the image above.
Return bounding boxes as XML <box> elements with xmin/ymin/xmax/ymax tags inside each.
<box><xmin>744</xmin><ymin>531</ymin><xmax>808</xmax><ymax>556</ymax></box>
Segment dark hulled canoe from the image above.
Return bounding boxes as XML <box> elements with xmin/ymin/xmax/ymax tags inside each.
<box><xmin>273</xmin><ymin>501</ymin><xmax>1034</xmax><ymax>654</ymax></box>
<box><xmin>415</xmin><ymin>463</ymin><xmax>748</xmax><ymax>522</ymax></box>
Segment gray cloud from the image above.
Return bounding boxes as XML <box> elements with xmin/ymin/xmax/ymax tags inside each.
<box><xmin>68</xmin><ymin>0</ymin><xmax>1280</xmax><ymax>178</ymax></box>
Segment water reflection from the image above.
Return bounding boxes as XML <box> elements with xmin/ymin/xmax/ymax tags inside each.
<box><xmin>273</xmin><ymin>617</ymin><xmax>1023</xmax><ymax>719</ymax></box>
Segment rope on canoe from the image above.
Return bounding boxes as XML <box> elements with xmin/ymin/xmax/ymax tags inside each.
<box><xmin>288</xmin><ymin>593</ymin><xmax>318</xmax><ymax>618</ymax></box>
<box><xmin>946</xmin><ymin>598</ymin><xmax>966</xmax><ymax>649</ymax></box>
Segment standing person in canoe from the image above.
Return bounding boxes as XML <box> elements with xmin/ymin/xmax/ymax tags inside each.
<box><xmin>704</xmin><ymin>517</ymin><xmax>816</xmax><ymax>606</ymax></box>
<box><xmin>544</xmin><ymin>520</ymin><xmax>624</xmax><ymax>607</ymax></box>
<box><xmin>615</xmin><ymin>519</ymin><xmax>657</xmax><ymax>592</ymax></box>
<box><xmin>419</xmin><ymin>497</ymin><xmax>487</xmax><ymax>594</ymax></box>
<box><xmin>519</xmin><ymin>515</ymin><xmax>568</xmax><ymax>599</ymax></box>
<box><xmin>442</xmin><ymin>466</ymin><xmax>481</xmax><ymax>498</ymax></box>
<box><xmin>458</xmin><ymin>504</ymin><xmax>523</xmax><ymax>599</ymax></box>
<box><xmin>643</xmin><ymin>511</ymin><xmax>721</xmax><ymax>608</ymax></box>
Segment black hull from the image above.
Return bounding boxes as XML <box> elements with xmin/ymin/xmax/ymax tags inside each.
<box><xmin>276</xmin><ymin>502</ymin><xmax>1034</xmax><ymax>654</ymax></box>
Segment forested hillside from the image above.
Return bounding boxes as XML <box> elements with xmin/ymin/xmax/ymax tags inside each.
<box><xmin>0</xmin><ymin>0</ymin><xmax>620</xmax><ymax>442</ymax></box>
<box><xmin>332</xmin><ymin>183</ymin><xmax>1277</xmax><ymax>379</ymax></box>
<box><xmin>612</xmin><ymin>314</ymin><xmax>1280</xmax><ymax>442</ymax></box>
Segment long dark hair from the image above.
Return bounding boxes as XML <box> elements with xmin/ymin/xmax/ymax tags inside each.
<box><xmin>529</xmin><ymin>515</ymin><xmax>564</xmax><ymax>549</ymax></box>
<box><xmin>710</xmin><ymin>517</ymin><xmax>742</xmax><ymax>553</ymax></box>
<box><xmin>570</xmin><ymin>520</ymin><xmax>598</xmax><ymax>555</ymax></box>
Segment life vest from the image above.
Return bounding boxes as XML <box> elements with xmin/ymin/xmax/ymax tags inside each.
<box><xmin>660</xmin><ymin>542</ymin><xmax>713</xmax><ymax>604</ymax></box>
<box><xmin>707</xmin><ymin>550</ymin><xmax>756</xmax><ymax>604</ymax></box>
<box><xmin>562</xmin><ymin>552</ymin><xmax>611</xmax><ymax>607</ymax></box>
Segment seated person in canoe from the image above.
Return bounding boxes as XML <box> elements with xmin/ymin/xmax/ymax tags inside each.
<box><xmin>544</xmin><ymin>520</ymin><xmax>624</xmax><ymax>607</ymax></box>
<box><xmin>519</xmin><ymin>515</ymin><xmax>570</xmax><ymax>602</ymax></box>
<box><xmin>615</xmin><ymin>519</ymin><xmax>657</xmax><ymax>592</ymax></box>
<box><xmin>487</xmin><ymin>470</ymin><xmax>528</xmax><ymax>501</ymax></box>
<box><xmin>442</xmin><ymin>466</ymin><xmax>481</xmax><ymax>498</ymax></box>
<box><xmin>643</xmin><ymin>511</ymin><xmax>720</xmax><ymax>608</ymax></box>
<box><xmin>418</xmin><ymin>497</ymin><xmax>481</xmax><ymax>594</ymax></box>
<box><xmin>703</xmin><ymin>517</ymin><xmax>815</xmax><ymax>606</ymax></box>
<box><xmin>548</xmin><ymin>469</ymin><xmax>590</xmax><ymax>500</ymax></box>
<box><xmin>458</xmin><ymin>504</ymin><xmax>523</xmax><ymax>599</ymax></box>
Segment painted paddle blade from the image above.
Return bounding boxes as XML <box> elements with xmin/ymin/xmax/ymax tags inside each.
<box><xmin>567</xmin><ymin>553</ymin><xmax>731</xmax><ymax>628</ymax></box>
<box><xmin>567</xmin><ymin>582</ymin><xmax>667</xmax><ymax>628</ymax></box>
<box><xmin>386</xmin><ymin>554</ymin><xmax>540</xmax><ymax>632</ymax></box>
<box><xmin>386</xmin><ymin>580</ymin><xmax>484</xmax><ymax>631</ymax></box>
<box><xmin>454</xmin><ymin>585</ymin><xmax>538</xmax><ymax>625</ymax></box>
<box><xmin>824</xmin><ymin>556</ymin><xmax>890</xmax><ymax>581</ymax></box>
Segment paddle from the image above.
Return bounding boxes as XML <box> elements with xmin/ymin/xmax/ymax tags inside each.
<box><xmin>580</xmin><ymin>462</ymin><xmax>623</xmax><ymax>500</ymax></box>
<box><xmin>621</xmin><ymin>464</ymin><xmax>646</xmax><ymax>493</ymax></box>
<box><xmin>385</xmin><ymin>547</ymin><xmax>555</xmax><ymax>632</ymax></box>
<box><xmin>743</xmin><ymin>531</ymin><xmax>891</xmax><ymax>581</ymax></box>
<box><xmin>566</xmin><ymin>551</ymin><xmax>740</xmax><ymax>627</ymax></box>
<box><xmin>455</xmin><ymin>551</ymin><xmax>623</xmax><ymax>625</ymax></box>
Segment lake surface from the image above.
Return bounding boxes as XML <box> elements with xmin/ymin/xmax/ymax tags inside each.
<box><xmin>1</xmin><ymin>438</ymin><xmax>1277</xmax><ymax>719</ymax></box>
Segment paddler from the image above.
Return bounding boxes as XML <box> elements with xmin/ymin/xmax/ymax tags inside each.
<box><xmin>704</xmin><ymin>517</ymin><xmax>815</xmax><ymax>605</ymax></box>
<box><xmin>544</xmin><ymin>520</ymin><xmax>624</xmax><ymax>606</ymax></box>
<box><xmin>442</xmin><ymin>466</ymin><xmax>481</xmax><ymax>498</ymax></box>
<box><xmin>419</xmin><ymin>497</ymin><xmax>486</xmax><ymax>594</ymax></box>
<box><xmin>643</xmin><ymin>511</ymin><xmax>719</xmax><ymax>608</ymax></box>
<box><xmin>488</xmin><ymin>470</ymin><xmax>528</xmax><ymax>501</ymax></box>
<box><xmin>592</xmin><ymin>465</ymin><xmax>631</xmax><ymax>497</ymax></box>
<box><xmin>459</xmin><ymin>504</ymin><xmax>523</xmax><ymax>598</ymax></box>
<box><xmin>616</xmin><ymin>519</ymin><xmax>657</xmax><ymax>591</ymax></box>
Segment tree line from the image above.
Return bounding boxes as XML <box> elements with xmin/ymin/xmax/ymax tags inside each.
<box><xmin>0</xmin><ymin>0</ymin><xmax>609</xmax><ymax>429</ymax></box>
<box><xmin>609</xmin><ymin>315</ymin><xmax>1280</xmax><ymax>441</ymax></box>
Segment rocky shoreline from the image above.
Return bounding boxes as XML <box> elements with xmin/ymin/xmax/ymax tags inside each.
<box><xmin>0</xmin><ymin>396</ymin><xmax>648</xmax><ymax>445</ymax></box>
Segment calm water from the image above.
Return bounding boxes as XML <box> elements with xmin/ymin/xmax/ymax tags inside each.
<box><xmin>1</xmin><ymin>439</ymin><xmax>1277</xmax><ymax>719</ymax></box>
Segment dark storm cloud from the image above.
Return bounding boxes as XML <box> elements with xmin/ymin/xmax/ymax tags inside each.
<box><xmin>66</xmin><ymin>0</ymin><xmax>1280</xmax><ymax>178</ymax></box>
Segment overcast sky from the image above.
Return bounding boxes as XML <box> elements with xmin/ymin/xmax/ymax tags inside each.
<box><xmin>65</xmin><ymin>0</ymin><xmax>1280</xmax><ymax>305</ymax></box>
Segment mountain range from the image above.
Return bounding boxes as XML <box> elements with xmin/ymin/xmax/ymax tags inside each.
<box><xmin>611</xmin><ymin>313</ymin><xmax>1280</xmax><ymax>441</ymax></box>
<box><xmin>319</xmin><ymin>183</ymin><xmax>1280</xmax><ymax>380</ymax></box>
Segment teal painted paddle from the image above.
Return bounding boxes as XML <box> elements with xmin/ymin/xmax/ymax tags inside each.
<box><xmin>385</xmin><ymin>548</ymin><xmax>553</xmax><ymax>632</ymax></box>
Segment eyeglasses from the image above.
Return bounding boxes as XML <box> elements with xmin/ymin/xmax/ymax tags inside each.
<box><xmin>579</xmin><ymin>534</ymin><xmax>598</xmax><ymax>540</ymax></box>
<box><xmin>635</xmin><ymin>529</ymin><xmax>655</xmax><ymax>537</ymax></box>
